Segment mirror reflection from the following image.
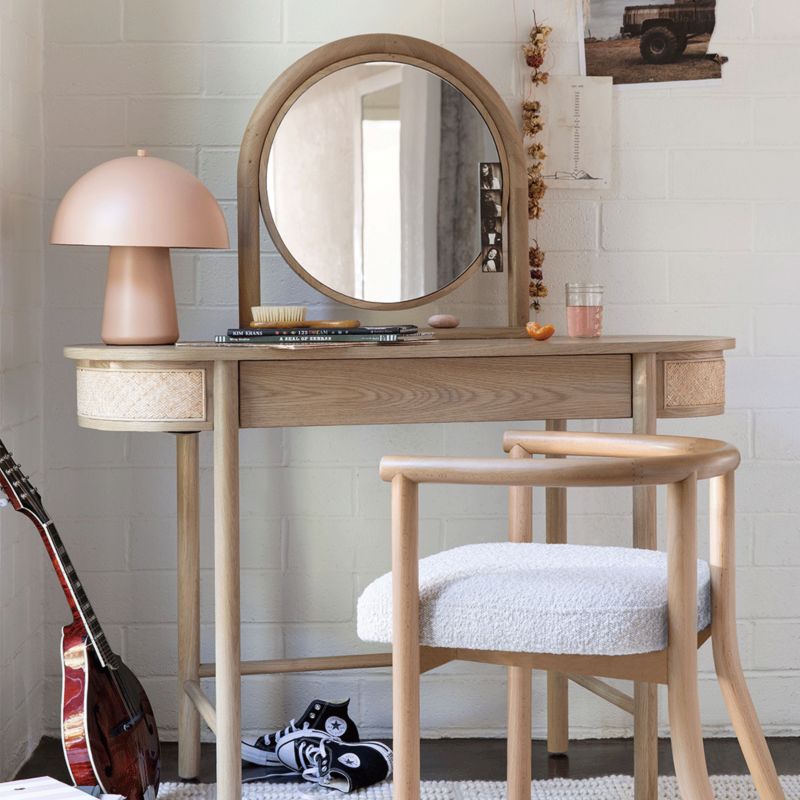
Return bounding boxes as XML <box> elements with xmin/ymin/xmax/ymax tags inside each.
<box><xmin>265</xmin><ymin>62</ymin><xmax>500</xmax><ymax>304</ymax></box>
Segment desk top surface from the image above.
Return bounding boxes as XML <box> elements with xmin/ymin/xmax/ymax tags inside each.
<box><xmin>65</xmin><ymin>334</ymin><xmax>735</xmax><ymax>363</ymax></box>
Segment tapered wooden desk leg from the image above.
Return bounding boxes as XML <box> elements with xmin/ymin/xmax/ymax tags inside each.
<box><xmin>632</xmin><ymin>354</ymin><xmax>658</xmax><ymax>800</ymax></box>
<box><xmin>176</xmin><ymin>432</ymin><xmax>201</xmax><ymax>780</ymax></box>
<box><xmin>392</xmin><ymin>476</ymin><xmax>420</xmax><ymax>800</ymax></box>
<box><xmin>711</xmin><ymin>473</ymin><xmax>785</xmax><ymax>799</ymax></box>
<box><xmin>507</xmin><ymin>446</ymin><xmax>532</xmax><ymax>799</ymax></box>
<box><xmin>214</xmin><ymin>362</ymin><xmax>241</xmax><ymax>800</ymax></box>
<box><xmin>544</xmin><ymin>421</ymin><xmax>569</xmax><ymax>756</ymax></box>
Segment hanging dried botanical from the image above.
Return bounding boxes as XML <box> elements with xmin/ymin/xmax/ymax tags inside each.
<box><xmin>529</xmin><ymin>241</ymin><xmax>547</xmax><ymax>303</ymax></box>
<box><xmin>522</xmin><ymin>20</ymin><xmax>551</xmax><ymax>313</ymax></box>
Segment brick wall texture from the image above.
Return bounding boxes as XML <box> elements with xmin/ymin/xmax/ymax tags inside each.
<box><xmin>26</xmin><ymin>0</ymin><xmax>800</xmax><ymax>752</ymax></box>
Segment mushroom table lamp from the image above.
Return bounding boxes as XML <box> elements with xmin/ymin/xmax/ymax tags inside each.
<box><xmin>51</xmin><ymin>149</ymin><xmax>229</xmax><ymax>345</ymax></box>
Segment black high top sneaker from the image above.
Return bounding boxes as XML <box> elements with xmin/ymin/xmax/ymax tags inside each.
<box><xmin>241</xmin><ymin>699</ymin><xmax>359</xmax><ymax>766</ymax></box>
<box><xmin>275</xmin><ymin>731</ymin><xmax>393</xmax><ymax>794</ymax></box>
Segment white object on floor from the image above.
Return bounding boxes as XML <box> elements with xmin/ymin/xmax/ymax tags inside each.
<box><xmin>357</xmin><ymin>542</ymin><xmax>711</xmax><ymax>656</ymax></box>
<box><xmin>158</xmin><ymin>775</ymin><xmax>800</xmax><ymax>799</ymax></box>
<box><xmin>0</xmin><ymin>777</ymin><xmax>122</xmax><ymax>800</ymax></box>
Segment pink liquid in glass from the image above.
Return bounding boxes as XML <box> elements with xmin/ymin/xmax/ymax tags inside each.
<box><xmin>567</xmin><ymin>305</ymin><xmax>603</xmax><ymax>338</ymax></box>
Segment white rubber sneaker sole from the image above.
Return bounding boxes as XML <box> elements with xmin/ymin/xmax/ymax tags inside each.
<box><xmin>241</xmin><ymin>739</ymin><xmax>281</xmax><ymax>766</ymax></box>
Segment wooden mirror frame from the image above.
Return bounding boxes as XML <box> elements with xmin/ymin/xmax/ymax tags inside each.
<box><xmin>237</xmin><ymin>34</ymin><xmax>529</xmax><ymax>327</ymax></box>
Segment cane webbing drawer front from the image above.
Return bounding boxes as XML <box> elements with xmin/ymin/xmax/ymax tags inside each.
<box><xmin>76</xmin><ymin>364</ymin><xmax>211</xmax><ymax>431</ymax></box>
<box><xmin>239</xmin><ymin>355</ymin><xmax>632</xmax><ymax>428</ymax></box>
<box><xmin>658</xmin><ymin>354</ymin><xmax>726</xmax><ymax>418</ymax></box>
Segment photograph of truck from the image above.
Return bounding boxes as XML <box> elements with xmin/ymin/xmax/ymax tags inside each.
<box><xmin>582</xmin><ymin>0</ymin><xmax>725</xmax><ymax>85</ymax></box>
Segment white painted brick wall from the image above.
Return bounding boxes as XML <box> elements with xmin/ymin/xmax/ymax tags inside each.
<box><xmin>36</xmin><ymin>0</ymin><xmax>800</xmax><ymax>748</ymax></box>
<box><xmin>0</xmin><ymin>0</ymin><xmax>45</xmax><ymax>778</ymax></box>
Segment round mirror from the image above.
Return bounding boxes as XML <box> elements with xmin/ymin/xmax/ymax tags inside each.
<box><xmin>263</xmin><ymin>62</ymin><xmax>501</xmax><ymax>307</ymax></box>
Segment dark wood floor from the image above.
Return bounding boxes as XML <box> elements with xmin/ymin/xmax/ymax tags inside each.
<box><xmin>16</xmin><ymin>735</ymin><xmax>800</xmax><ymax>783</ymax></box>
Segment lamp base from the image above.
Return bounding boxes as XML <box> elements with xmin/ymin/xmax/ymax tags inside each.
<box><xmin>101</xmin><ymin>246</ymin><xmax>179</xmax><ymax>345</ymax></box>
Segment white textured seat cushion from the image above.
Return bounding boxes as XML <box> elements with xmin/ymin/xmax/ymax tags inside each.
<box><xmin>357</xmin><ymin>542</ymin><xmax>711</xmax><ymax>656</ymax></box>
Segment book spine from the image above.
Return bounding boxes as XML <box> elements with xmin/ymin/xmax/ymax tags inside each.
<box><xmin>215</xmin><ymin>334</ymin><xmax>399</xmax><ymax>344</ymax></box>
<box><xmin>226</xmin><ymin>326</ymin><xmax>418</xmax><ymax>337</ymax></box>
<box><xmin>226</xmin><ymin>328</ymin><xmax>363</xmax><ymax>337</ymax></box>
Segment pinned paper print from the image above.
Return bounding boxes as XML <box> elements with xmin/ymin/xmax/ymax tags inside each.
<box><xmin>580</xmin><ymin>0</ymin><xmax>727</xmax><ymax>86</ymax></box>
<box><xmin>535</xmin><ymin>76</ymin><xmax>612</xmax><ymax>190</ymax></box>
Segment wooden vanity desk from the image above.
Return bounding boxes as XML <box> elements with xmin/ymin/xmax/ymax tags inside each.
<box><xmin>63</xmin><ymin>32</ymin><xmax>735</xmax><ymax>800</ymax></box>
<box><xmin>64</xmin><ymin>334</ymin><xmax>732</xmax><ymax>799</ymax></box>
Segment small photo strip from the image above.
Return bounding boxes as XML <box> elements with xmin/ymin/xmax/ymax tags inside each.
<box><xmin>480</xmin><ymin>162</ymin><xmax>502</xmax><ymax>190</ymax></box>
<box><xmin>482</xmin><ymin>217</ymin><xmax>502</xmax><ymax>248</ymax></box>
<box><xmin>479</xmin><ymin>162</ymin><xmax>503</xmax><ymax>272</ymax></box>
<box><xmin>480</xmin><ymin>189</ymin><xmax>502</xmax><ymax>220</ymax></box>
<box><xmin>482</xmin><ymin>247</ymin><xmax>502</xmax><ymax>273</ymax></box>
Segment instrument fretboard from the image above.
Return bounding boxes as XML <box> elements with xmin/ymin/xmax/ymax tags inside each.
<box><xmin>44</xmin><ymin>519</ymin><xmax>115</xmax><ymax>667</ymax></box>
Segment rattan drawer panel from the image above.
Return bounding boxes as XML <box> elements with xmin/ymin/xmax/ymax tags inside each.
<box><xmin>659</xmin><ymin>358</ymin><xmax>725</xmax><ymax>418</ymax></box>
<box><xmin>77</xmin><ymin>367</ymin><xmax>207</xmax><ymax>424</ymax></box>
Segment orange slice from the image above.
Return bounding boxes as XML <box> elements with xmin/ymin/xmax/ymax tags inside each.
<box><xmin>525</xmin><ymin>322</ymin><xmax>555</xmax><ymax>341</ymax></box>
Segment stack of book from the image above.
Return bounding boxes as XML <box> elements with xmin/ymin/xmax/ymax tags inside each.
<box><xmin>214</xmin><ymin>324</ymin><xmax>421</xmax><ymax>345</ymax></box>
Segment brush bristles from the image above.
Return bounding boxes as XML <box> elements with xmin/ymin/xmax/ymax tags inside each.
<box><xmin>251</xmin><ymin>305</ymin><xmax>307</xmax><ymax>324</ymax></box>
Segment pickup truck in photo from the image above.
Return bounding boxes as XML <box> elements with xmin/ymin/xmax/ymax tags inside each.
<box><xmin>620</xmin><ymin>0</ymin><xmax>716</xmax><ymax>63</ymax></box>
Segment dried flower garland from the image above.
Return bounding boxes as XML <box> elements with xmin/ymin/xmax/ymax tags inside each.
<box><xmin>522</xmin><ymin>21</ymin><xmax>551</xmax><ymax>312</ymax></box>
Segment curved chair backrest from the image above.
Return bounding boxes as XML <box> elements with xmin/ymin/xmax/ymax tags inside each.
<box><xmin>379</xmin><ymin>431</ymin><xmax>740</xmax><ymax>488</ymax></box>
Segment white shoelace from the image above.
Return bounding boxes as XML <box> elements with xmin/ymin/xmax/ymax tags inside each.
<box><xmin>260</xmin><ymin>717</ymin><xmax>310</xmax><ymax>747</ymax></box>
<box><xmin>302</xmin><ymin>741</ymin><xmax>330</xmax><ymax>780</ymax></box>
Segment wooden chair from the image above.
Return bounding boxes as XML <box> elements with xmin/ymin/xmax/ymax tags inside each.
<box><xmin>357</xmin><ymin>431</ymin><xmax>785</xmax><ymax>800</ymax></box>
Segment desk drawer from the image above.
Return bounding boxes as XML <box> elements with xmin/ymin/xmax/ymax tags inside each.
<box><xmin>240</xmin><ymin>355</ymin><xmax>632</xmax><ymax>428</ymax></box>
<box><xmin>75</xmin><ymin>361</ymin><xmax>212</xmax><ymax>431</ymax></box>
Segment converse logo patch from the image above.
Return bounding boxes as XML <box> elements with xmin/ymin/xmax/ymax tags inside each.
<box><xmin>325</xmin><ymin>716</ymin><xmax>347</xmax><ymax>737</ymax></box>
<box><xmin>337</xmin><ymin>753</ymin><xmax>361</xmax><ymax>768</ymax></box>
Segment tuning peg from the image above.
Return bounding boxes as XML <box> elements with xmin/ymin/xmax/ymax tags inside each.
<box><xmin>0</xmin><ymin>495</ymin><xmax>9</xmax><ymax>508</ymax></box>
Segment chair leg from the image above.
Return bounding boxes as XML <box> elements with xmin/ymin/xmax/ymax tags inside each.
<box><xmin>714</xmin><ymin>641</ymin><xmax>785</xmax><ymax>799</ymax></box>
<box><xmin>710</xmin><ymin>473</ymin><xmax>785</xmax><ymax>799</ymax></box>
<box><xmin>633</xmin><ymin>683</ymin><xmax>658</xmax><ymax>800</ymax></box>
<box><xmin>507</xmin><ymin>665</ymin><xmax>532</xmax><ymax>800</ymax></box>
<box><xmin>546</xmin><ymin>672</ymin><xmax>568</xmax><ymax>755</ymax></box>
<box><xmin>667</xmin><ymin>670</ymin><xmax>714</xmax><ymax>800</ymax></box>
<box><xmin>712</xmin><ymin>638</ymin><xmax>785</xmax><ymax>800</ymax></box>
<box><xmin>667</xmin><ymin>476</ymin><xmax>714</xmax><ymax>800</ymax></box>
<box><xmin>544</xmin><ymin>423</ymin><xmax>569</xmax><ymax>757</ymax></box>
<box><xmin>508</xmin><ymin>446</ymin><xmax>533</xmax><ymax>797</ymax></box>
<box><xmin>631</xmin><ymin>358</ymin><xmax>659</xmax><ymax>800</ymax></box>
<box><xmin>392</xmin><ymin>476</ymin><xmax>421</xmax><ymax>800</ymax></box>
<box><xmin>393</xmin><ymin>647</ymin><xmax>421</xmax><ymax>800</ymax></box>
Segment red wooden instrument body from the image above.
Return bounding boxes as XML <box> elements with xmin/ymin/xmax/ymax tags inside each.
<box><xmin>61</xmin><ymin>622</ymin><xmax>160</xmax><ymax>800</ymax></box>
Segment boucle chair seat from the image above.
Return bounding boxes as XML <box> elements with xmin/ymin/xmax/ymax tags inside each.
<box><xmin>357</xmin><ymin>542</ymin><xmax>711</xmax><ymax>656</ymax></box>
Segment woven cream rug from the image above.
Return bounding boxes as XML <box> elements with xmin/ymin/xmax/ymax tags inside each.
<box><xmin>160</xmin><ymin>776</ymin><xmax>800</xmax><ymax>798</ymax></box>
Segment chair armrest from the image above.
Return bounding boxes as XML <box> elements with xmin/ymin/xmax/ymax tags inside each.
<box><xmin>380</xmin><ymin>454</ymin><xmax>682</xmax><ymax>488</ymax></box>
<box><xmin>502</xmin><ymin>430</ymin><xmax>740</xmax><ymax>475</ymax></box>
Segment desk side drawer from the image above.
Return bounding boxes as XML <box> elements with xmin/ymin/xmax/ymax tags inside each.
<box><xmin>240</xmin><ymin>355</ymin><xmax>632</xmax><ymax>428</ymax></box>
<box><xmin>76</xmin><ymin>362</ymin><xmax>212</xmax><ymax>431</ymax></box>
<box><xmin>657</xmin><ymin>352</ymin><xmax>726</xmax><ymax>418</ymax></box>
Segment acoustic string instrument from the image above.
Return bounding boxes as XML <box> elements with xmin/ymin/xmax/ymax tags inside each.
<box><xmin>0</xmin><ymin>440</ymin><xmax>160</xmax><ymax>800</ymax></box>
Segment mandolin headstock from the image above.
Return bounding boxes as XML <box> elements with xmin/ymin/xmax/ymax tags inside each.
<box><xmin>0</xmin><ymin>438</ymin><xmax>47</xmax><ymax>522</ymax></box>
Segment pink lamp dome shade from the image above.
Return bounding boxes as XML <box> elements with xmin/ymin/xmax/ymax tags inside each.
<box><xmin>51</xmin><ymin>149</ymin><xmax>229</xmax><ymax>345</ymax></box>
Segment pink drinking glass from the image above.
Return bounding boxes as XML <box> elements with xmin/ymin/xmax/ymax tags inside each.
<box><xmin>566</xmin><ymin>283</ymin><xmax>604</xmax><ymax>338</ymax></box>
